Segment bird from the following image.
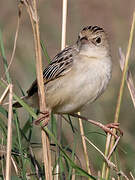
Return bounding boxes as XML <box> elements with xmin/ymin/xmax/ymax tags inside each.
<box><xmin>13</xmin><ymin>25</ymin><xmax>118</xmax><ymax>135</ymax></box>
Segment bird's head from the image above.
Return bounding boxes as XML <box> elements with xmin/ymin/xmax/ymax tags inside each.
<box><xmin>77</xmin><ymin>26</ymin><xmax>110</xmax><ymax>58</ymax></box>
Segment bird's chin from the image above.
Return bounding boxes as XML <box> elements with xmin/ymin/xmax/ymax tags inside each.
<box><xmin>80</xmin><ymin>46</ymin><xmax>108</xmax><ymax>59</ymax></box>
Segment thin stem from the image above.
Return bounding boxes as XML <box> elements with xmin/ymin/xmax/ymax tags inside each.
<box><xmin>113</xmin><ymin>11</ymin><xmax>135</xmax><ymax>125</ymax></box>
<box><xmin>5</xmin><ymin>84</ymin><xmax>13</xmax><ymax>180</ymax></box>
<box><xmin>4</xmin><ymin>4</ymin><xmax>21</xmax><ymax>78</ymax></box>
<box><xmin>24</xmin><ymin>0</ymin><xmax>52</xmax><ymax>179</ymax></box>
<box><xmin>0</xmin><ymin>84</ymin><xmax>10</xmax><ymax>105</ymax></box>
<box><xmin>61</xmin><ymin>0</ymin><xmax>67</xmax><ymax>50</ymax></box>
<box><xmin>33</xmin><ymin>0</ymin><xmax>52</xmax><ymax>179</ymax></box>
<box><xmin>101</xmin><ymin>133</ymin><xmax>111</xmax><ymax>178</ymax></box>
<box><xmin>102</xmin><ymin>11</ymin><xmax>135</xmax><ymax>179</ymax></box>
<box><xmin>119</xmin><ymin>48</ymin><xmax>135</xmax><ymax>108</ymax></box>
<box><xmin>78</xmin><ymin>112</ymin><xmax>91</xmax><ymax>175</ymax></box>
<box><xmin>55</xmin><ymin>0</ymin><xmax>68</xmax><ymax>179</ymax></box>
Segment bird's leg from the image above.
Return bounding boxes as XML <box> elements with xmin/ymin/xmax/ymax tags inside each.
<box><xmin>34</xmin><ymin>110</ymin><xmax>50</xmax><ymax>127</ymax></box>
<box><xmin>69</xmin><ymin>113</ymin><xmax>123</xmax><ymax>138</ymax></box>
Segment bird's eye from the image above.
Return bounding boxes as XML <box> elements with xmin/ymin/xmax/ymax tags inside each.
<box><xmin>95</xmin><ymin>37</ymin><xmax>101</xmax><ymax>44</ymax></box>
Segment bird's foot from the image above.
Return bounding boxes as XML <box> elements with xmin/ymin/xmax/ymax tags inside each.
<box><xmin>69</xmin><ymin>113</ymin><xmax>123</xmax><ymax>139</ymax></box>
<box><xmin>34</xmin><ymin>110</ymin><xmax>50</xmax><ymax>127</ymax></box>
<box><xmin>105</xmin><ymin>122</ymin><xmax>123</xmax><ymax>135</ymax></box>
<box><xmin>99</xmin><ymin>122</ymin><xmax>123</xmax><ymax>139</ymax></box>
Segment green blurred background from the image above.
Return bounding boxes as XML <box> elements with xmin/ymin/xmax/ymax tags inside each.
<box><xmin>1</xmin><ymin>0</ymin><xmax>135</xmax><ymax>177</ymax></box>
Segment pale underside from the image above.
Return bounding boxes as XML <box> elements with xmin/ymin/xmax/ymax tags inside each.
<box><xmin>26</xmin><ymin>52</ymin><xmax>111</xmax><ymax>114</ymax></box>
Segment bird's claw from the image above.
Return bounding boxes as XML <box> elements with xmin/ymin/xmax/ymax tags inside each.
<box><xmin>34</xmin><ymin>110</ymin><xmax>50</xmax><ymax>127</ymax></box>
<box><xmin>103</xmin><ymin>122</ymin><xmax>123</xmax><ymax>139</ymax></box>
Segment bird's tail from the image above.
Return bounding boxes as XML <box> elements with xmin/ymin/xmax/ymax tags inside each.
<box><xmin>13</xmin><ymin>96</ymin><xmax>27</xmax><ymax>108</ymax></box>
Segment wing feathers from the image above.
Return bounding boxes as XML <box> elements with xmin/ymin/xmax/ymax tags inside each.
<box><xmin>27</xmin><ymin>45</ymin><xmax>78</xmax><ymax>97</ymax></box>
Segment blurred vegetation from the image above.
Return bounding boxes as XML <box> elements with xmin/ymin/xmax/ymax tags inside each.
<box><xmin>0</xmin><ymin>0</ymin><xmax>135</xmax><ymax>179</ymax></box>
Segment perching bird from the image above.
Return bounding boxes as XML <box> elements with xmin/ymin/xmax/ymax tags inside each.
<box><xmin>14</xmin><ymin>26</ymin><xmax>112</xmax><ymax>113</ymax></box>
<box><xmin>13</xmin><ymin>25</ymin><xmax>117</xmax><ymax>134</ymax></box>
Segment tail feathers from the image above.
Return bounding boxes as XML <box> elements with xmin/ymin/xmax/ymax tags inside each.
<box><xmin>13</xmin><ymin>96</ymin><xmax>27</xmax><ymax>108</ymax></box>
<box><xmin>13</xmin><ymin>101</ymin><xmax>22</xmax><ymax>108</ymax></box>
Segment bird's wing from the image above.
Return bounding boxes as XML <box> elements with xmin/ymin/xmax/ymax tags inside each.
<box><xmin>27</xmin><ymin>46</ymin><xmax>78</xmax><ymax>97</ymax></box>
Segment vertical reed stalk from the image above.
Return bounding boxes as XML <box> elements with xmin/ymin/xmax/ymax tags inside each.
<box><xmin>26</xmin><ymin>0</ymin><xmax>53</xmax><ymax>179</ymax></box>
<box><xmin>5</xmin><ymin>84</ymin><xmax>13</xmax><ymax>180</ymax></box>
<box><xmin>55</xmin><ymin>1</ymin><xmax>68</xmax><ymax>179</ymax></box>
<box><xmin>102</xmin><ymin>11</ymin><xmax>135</xmax><ymax>179</ymax></box>
<box><xmin>78</xmin><ymin>112</ymin><xmax>91</xmax><ymax>176</ymax></box>
<box><xmin>61</xmin><ymin>0</ymin><xmax>67</xmax><ymax>50</ymax></box>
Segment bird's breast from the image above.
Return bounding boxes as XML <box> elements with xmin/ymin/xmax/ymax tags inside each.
<box><xmin>45</xmin><ymin>56</ymin><xmax>112</xmax><ymax>114</ymax></box>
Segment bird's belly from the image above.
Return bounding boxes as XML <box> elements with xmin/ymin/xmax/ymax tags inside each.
<box><xmin>45</xmin><ymin>64</ymin><xmax>110</xmax><ymax>114</ymax></box>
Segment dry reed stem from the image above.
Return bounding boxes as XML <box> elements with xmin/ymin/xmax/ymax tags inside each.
<box><xmin>102</xmin><ymin>11</ymin><xmax>135</xmax><ymax>179</ymax></box>
<box><xmin>78</xmin><ymin>112</ymin><xmax>91</xmax><ymax>175</ymax></box>
<box><xmin>119</xmin><ymin>48</ymin><xmax>135</xmax><ymax>108</ymax></box>
<box><xmin>130</xmin><ymin>172</ymin><xmax>135</xmax><ymax>180</ymax></box>
<box><xmin>29</xmin><ymin>146</ymin><xmax>42</xmax><ymax>179</ymax></box>
<box><xmin>101</xmin><ymin>133</ymin><xmax>111</xmax><ymax>177</ymax></box>
<box><xmin>61</xmin><ymin>0</ymin><xmax>67</xmax><ymax>50</ymax></box>
<box><xmin>55</xmin><ymin>1</ymin><xmax>68</xmax><ymax>179</ymax></box>
<box><xmin>3</xmin><ymin>4</ymin><xmax>22</xmax><ymax>79</ymax></box>
<box><xmin>32</xmin><ymin>0</ymin><xmax>52</xmax><ymax>179</ymax></box>
<box><xmin>11</xmin><ymin>157</ymin><xmax>19</xmax><ymax>176</ymax></box>
<box><xmin>5</xmin><ymin>84</ymin><xmax>13</xmax><ymax>180</ymax></box>
<box><xmin>0</xmin><ymin>84</ymin><xmax>10</xmax><ymax>105</ymax></box>
<box><xmin>107</xmin><ymin>136</ymin><xmax>120</xmax><ymax>159</ymax></box>
<box><xmin>84</xmin><ymin>136</ymin><xmax>116</xmax><ymax>171</ymax></box>
<box><xmin>1</xmin><ymin>4</ymin><xmax>21</xmax><ymax>106</ymax></box>
<box><xmin>23</xmin><ymin>0</ymin><xmax>52</xmax><ymax>179</ymax></box>
<box><xmin>55</xmin><ymin>115</ymin><xmax>61</xmax><ymax>180</ymax></box>
<box><xmin>84</xmin><ymin>136</ymin><xmax>129</xmax><ymax>179</ymax></box>
<box><xmin>71</xmin><ymin>157</ymin><xmax>76</xmax><ymax>180</ymax></box>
